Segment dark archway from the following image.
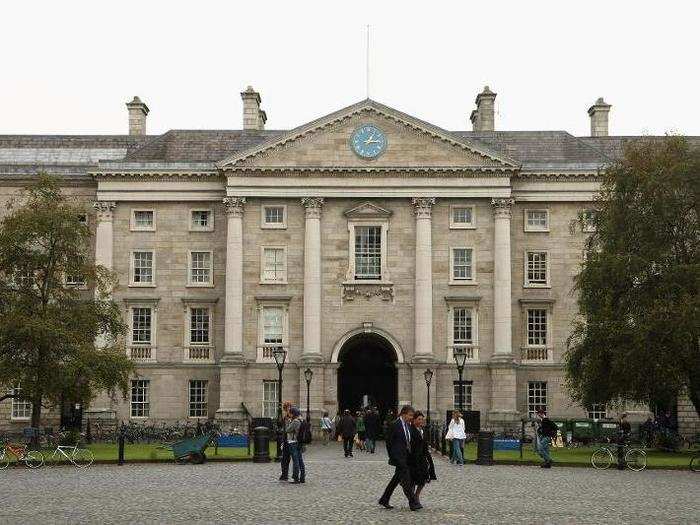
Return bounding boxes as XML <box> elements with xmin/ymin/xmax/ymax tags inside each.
<box><xmin>337</xmin><ymin>332</ymin><xmax>398</xmax><ymax>419</ymax></box>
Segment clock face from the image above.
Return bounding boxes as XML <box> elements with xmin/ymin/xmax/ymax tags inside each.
<box><xmin>351</xmin><ymin>125</ymin><xmax>387</xmax><ymax>159</ymax></box>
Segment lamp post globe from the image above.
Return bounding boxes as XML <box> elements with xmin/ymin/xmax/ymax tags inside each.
<box><xmin>453</xmin><ymin>347</ymin><xmax>467</xmax><ymax>413</ymax></box>
<box><xmin>424</xmin><ymin>368</ymin><xmax>433</xmax><ymax>427</ymax></box>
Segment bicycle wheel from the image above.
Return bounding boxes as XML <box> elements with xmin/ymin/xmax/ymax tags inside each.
<box><xmin>72</xmin><ymin>448</ymin><xmax>94</xmax><ymax>469</ymax></box>
<box><xmin>24</xmin><ymin>450</ymin><xmax>44</xmax><ymax>469</ymax></box>
<box><xmin>591</xmin><ymin>448</ymin><xmax>613</xmax><ymax>470</ymax></box>
<box><xmin>625</xmin><ymin>448</ymin><xmax>647</xmax><ymax>471</ymax></box>
<box><xmin>46</xmin><ymin>450</ymin><xmax>61</xmax><ymax>467</ymax></box>
<box><xmin>689</xmin><ymin>455</ymin><xmax>699</xmax><ymax>473</ymax></box>
<box><xmin>0</xmin><ymin>449</ymin><xmax>10</xmax><ymax>470</ymax></box>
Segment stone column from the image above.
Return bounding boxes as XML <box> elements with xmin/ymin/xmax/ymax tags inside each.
<box><xmin>93</xmin><ymin>201</ymin><xmax>116</xmax><ymax>271</ymax></box>
<box><xmin>301</xmin><ymin>197</ymin><xmax>324</xmax><ymax>363</ymax></box>
<box><xmin>491</xmin><ymin>198</ymin><xmax>514</xmax><ymax>357</ymax></box>
<box><xmin>223</xmin><ymin>197</ymin><xmax>246</xmax><ymax>361</ymax></box>
<box><xmin>412</xmin><ymin>197</ymin><xmax>436</xmax><ymax>363</ymax></box>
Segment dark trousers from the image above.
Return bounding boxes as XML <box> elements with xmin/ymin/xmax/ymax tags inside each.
<box><xmin>280</xmin><ymin>441</ymin><xmax>291</xmax><ymax>479</ymax></box>
<box><xmin>380</xmin><ymin>464</ymin><xmax>415</xmax><ymax>505</ymax></box>
<box><xmin>343</xmin><ymin>436</ymin><xmax>354</xmax><ymax>456</ymax></box>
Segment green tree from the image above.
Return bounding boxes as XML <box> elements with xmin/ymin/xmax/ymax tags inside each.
<box><xmin>0</xmin><ymin>176</ymin><xmax>134</xmax><ymax>434</ymax></box>
<box><xmin>565</xmin><ymin>136</ymin><xmax>700</xmax><ymax>418</ymax></box>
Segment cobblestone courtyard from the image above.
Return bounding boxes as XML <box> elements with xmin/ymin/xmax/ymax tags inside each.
<box><xmin>1</xmin><ymin>443</ymin><xmax>698</xmax><ymax>524</ymax></box>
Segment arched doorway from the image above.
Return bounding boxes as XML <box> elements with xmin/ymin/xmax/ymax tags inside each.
<box><xmin>336</xmin><ymin>331</ymin><xmax>398</xmax><ymax>418</ymax></box>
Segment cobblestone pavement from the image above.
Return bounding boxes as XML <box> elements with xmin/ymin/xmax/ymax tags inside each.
<box><xmin>0</xmin><ymin>443</ymin><xmax>698</xmax><ymax>524</ymax></box>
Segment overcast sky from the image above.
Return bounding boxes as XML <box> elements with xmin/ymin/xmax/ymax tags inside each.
<box><xmin>2</xmin><ymin>0</ymin><xmax>698</xmax><ymax>136</ymax></box>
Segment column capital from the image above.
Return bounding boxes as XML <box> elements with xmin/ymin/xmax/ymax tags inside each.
<box><xmin>301</xmin><ymin>197</ymin><xmax>324</xmax><ymax>219</ymax></box>
<box><xmin>223</xmin><ymin>197</ymin><xmax>246</xmax><ymax>217</ymax></box>
<box><xmin>411</xmin><ymin>197</ymin><xmax>436</xmax><ymax>219</ymax></box>
<box><xmin>93</xmin><ymin>201</ymin><xmax>116</xmax><ymax>222</ymax></box>
<box><xmin>491</xmin><ymin>198</ymin><xmax>515</xmax><ymax>219</ymax></box>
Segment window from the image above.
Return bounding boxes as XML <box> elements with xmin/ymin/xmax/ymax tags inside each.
<box><xmin>453</xmin><ymin>381</ymin><xmax>473</xmax><ymax>411</ymax></box>
<box><xmin>131</xmin><ymin>251</ymin><xmax>154</xmax><ymax>285</ymax></box>
<box><xmin>527</xmin><ymin>309</ymin><xmax>548</xmax><ymax>346</ymax></box>
<box><xmin>525</xmin><ymin>209</ymin><xmax>549</xmax><ymax>232</ymax></box>
<box><xmin>447</xmin><ymin>303</ymin><xmax>479</xmax><ymax>363</ymax></box>
<box><xmin>189</xmin><ymin>307</ymin><xmax>210</xmax><ymax>345</ymax></box>
<box><xmin>450</xmin><ymin>248</ymin><xmax>474</xmax><ymax>283</ymax></box>
<box><xmin>453</xmin><ymin>307</ymin><xmax>473</xmax><ymax>346</ymax></box>
<box><xmin>130</xmin><ymin>379</ymin><xmax>150</xmax><ymax>418</ymax></box>
<box><xmin>10</xmin><ymin>387</ymin><xmax>31</xmax><ymax>420</ymax></box>
<box><xmin>188</xmin><ymin>380</ymin><xmax>208</xmax><ymax>418</ymax></box>
<box><xmin>261</xmin><ymin>247</ymin><xmax>287</xmax><ymax>283</ymax></box>
<box><xmin>257</xmin><ymin>302</ymin><xmax>289</xmax><ymax>362</ymax></box>
<box><xmin>190</xmin><ymin>210</ymin><xmax>213</xmax><ymax>231</ymax></box>
<box><xmin>450</xmin><ymin>205</ymin><xmax>475</xmax><ymax>229</ymax></box>
<box><xmin>131</xmin><ymin>307</ymin><xmax>153</xmax><ymax>346</ymax></box>
<box><xmin>261</xmin><ymin>205</ymin><xmax>287</xmax><ymax>229</ymax></box>
<box><xmin>263</xmin><ymin>307</ymin><xmax>284</xmax><ymax>346</ymax></box>
<box><xmin>525</xmin><ymin>251</ymin><xmax>549</xmax><ymax>287</ymax></box>
<box><xmin>588</xmin><ymin>404</ymin><xmax>607</xmax><ymax>421</ymax></box>
<box><xmin>262</xmin><ymin>380</ymin><xmax>279</xmax><ymax>418</ymax></box>
<box><xmin>131</xmin><ymin>210</ymin><xmax>155</xmax><ymax>231</ymax></box>
<box><xmin>354</xmin><ymin>226</ymin><xmax>382</xmax><ymax>280</ymax></box>
<box><xmin>188</xmin><ymin>251</ymin><xmax>212</xmax><ymax>286</ymax></box>
<box><xmin>65</xmin><ymin>273</ymin><xmax>86</xmax><ymax>287</ymax></box>
<box><xmin>582</xmin><ymin>209</ymin><xmax>596</xmax><ymax>232</ymax></box>
<box><xmin>528</xmin><ymin>381</ymin><xmax>547</xmax><ymax>417</ymax></box>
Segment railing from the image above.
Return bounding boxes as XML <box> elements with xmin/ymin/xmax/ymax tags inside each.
<box><xmin>447</xmin><ymin>345</ymin><xmax>480</xmax><ymax>363</ymax></box>
<box><xmin>520</xmin><ymin>346</ymin><xmax>550</xmax><ymax>362</ymax></box>
<box><xmin>256</xmin><ymin>344</ymin><xmax>286</xmax><ymax>363</ymax></box>
<box><xmin>127</xmin><ymin>346</ymin><xmax>156</xmax><ymax>362</ymax></box>
<box><xmin>184</xmin><ymin>345</ymin><xmax>215</xmax><ymax>363</ymax></box>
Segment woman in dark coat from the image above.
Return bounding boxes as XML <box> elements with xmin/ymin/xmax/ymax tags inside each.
<box><xmin>408</xmin><ymin>411</ymin><xmax>437</xmax><ymax>506</ymax></box>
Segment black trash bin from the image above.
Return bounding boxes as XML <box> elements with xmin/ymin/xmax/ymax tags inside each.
<box><xmin>253</xmin><ymin>426</ymin><xmax>271</xmax><ymax>463</ymax></box>
<box><xmin>475</xmin><ymin>431</ymin><xmax>494</xmax><ymax>465</ymax></box>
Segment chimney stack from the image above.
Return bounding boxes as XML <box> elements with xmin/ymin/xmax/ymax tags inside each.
<box><xmin>126</xmin><ymin>96</ymin><xmax>149</xmax><ymax>136</ymax></box>
<box><xmin>588</xmin><ymin>97</ymin><xmax>611</xmax><ymax>137</ymax></box>
<box><xmin>241</xmin><ymin>86</ymin><xmax>266</xmax><ymax>130</ymax></box>
<box><xmin>471</xmin><ymin>86</ymin><xmax>496</xmax><ymax>132</ymax></box>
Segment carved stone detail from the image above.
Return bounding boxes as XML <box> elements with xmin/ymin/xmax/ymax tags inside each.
<box><xmin>411</xmin><ymin>197</ymin><xmax>436</xmax><ymax>219</ymax></box>
<box><xmin>342</xmin><ymin>283</ymin><xmax>394</xmax><ymax>303</ymax></box>
<box><xmin>93</xmin><ymin>201</ymin><xmax>116</xmax><ymax>222</ymax></box>
<box><xmin>223</xmin><ymin>197</ymin><xmax>246</xmax><ymax>217</ymax></box>
<box><xmin>301</xmin><ymin>197</ymin><xmax>324</xmax><ymax>219</ymax></box>
<box><xmin>491</xmin><ymin>198</ymin><xmax>515</xmax><ymax>219</ymax></box>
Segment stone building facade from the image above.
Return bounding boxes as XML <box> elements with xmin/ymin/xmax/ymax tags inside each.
<box><xmin>1</xmin><ymin>87</ymin><xmax>698</xmax><ymax>434</ymax></box>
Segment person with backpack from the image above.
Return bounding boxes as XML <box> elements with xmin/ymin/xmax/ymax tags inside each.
<box><xmin>534</xmin><ymin>408</ymin><xmax>556</xmax><ymax>468</ymax></box>
<box><xmin>286</xmin><ymin>406</ymin><xmax>306</xmax><ymax>483</ymax></box>
<box><xmin>320</xmin><ymin>412</ymin><xmax>333</xmax><ymax>445</ymax></box>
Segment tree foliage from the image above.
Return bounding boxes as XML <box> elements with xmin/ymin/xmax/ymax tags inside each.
<box><xmin>565</xmin><ymin>136</ymin><xmax>700</xmax><ymax>418</ymax></box>
<box><xmin>0</xmin><ymin>176</ymin><xmax>134</xmax><ymax>429</ymax></box>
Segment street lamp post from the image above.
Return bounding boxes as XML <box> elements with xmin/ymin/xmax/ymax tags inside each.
<box><xmin>304</xmin><ymin>368</ymin><xmax>313</xmax><ymax>422</ymax></box>
<box><xmin>423</xmin><ymin>368</ymin><xmax>434</xmax><ymax>427</ymax></box>
<box><xmin>453</xmin><ymin>347</ymin><xmax>468</xmax><ymax>413</ymax></box>
<box><xmin>272</xmin><ymin>347</ymin><xmax>287</xmax><ymax>462</ymax></box>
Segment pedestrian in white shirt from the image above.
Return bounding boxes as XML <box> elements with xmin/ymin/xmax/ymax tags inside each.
<box><xmin>320</xmin><ymin>412</ymin><xmax>333</xmax><ymax>445</ymax></box>
<box><xmin>446</xmin><ymin>410</ymin><xmax>467</xmax><ymax>465</ymax></box>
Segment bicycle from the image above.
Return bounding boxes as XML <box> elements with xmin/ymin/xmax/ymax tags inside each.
<box><xmin>591</xmin><ymin>442</ymin><xmax>647</xmax><ymax>471</ymax></box>
<box><xmin>46</xmin><ymin>442</ymin><xmax>94</xmax><ymax>469</ymax></box>
<box><xmin>690</xmin><ymin>453</ymin><xmax>700</xmax><ymax>472</ymax></box>
<box><xmin>0</xmin><ymin>442</ymin><xmax>45</xmax><ymax>469</ymax></box>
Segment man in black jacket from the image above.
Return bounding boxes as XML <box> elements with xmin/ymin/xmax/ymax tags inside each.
<box><xmin>378</xmin><ymin>405</ymin><xmax>420</xmax><ymax>511</ymax></box>
<box><xmin>338</xmin><ymin>409</ymin><xmax>357</xmax><ymax>458</ymax></box>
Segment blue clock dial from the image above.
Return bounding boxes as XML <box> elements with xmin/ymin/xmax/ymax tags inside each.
<box><xmin>351</xmin><ymin>125</ymin><xmax>387</xmax><ymax>159</ymax></box>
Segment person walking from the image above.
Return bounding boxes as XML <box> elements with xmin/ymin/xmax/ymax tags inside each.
<box><xmin>364</xmin><ymin>408</ymin><xmax>379</xmax><ymax>454</ymax></box>
<box><xmin>320</xmin><ymin>412</ymin><xmax>333</xmax><ymax>445</ymax></box>
<box><xmin>339</xmin><ymin>409</ymin><xmax>357</xmax><ymax>458</ymax></box>
<box><xmin>285</xmin><ymin>407</ymin><xmax>305</xmax><ymax>483</ymax></box>
<box><xmin>447</xmin><ymin>410</ymin><xmax>466</xmax><ymax>465</ymax></box>
<box><xmin>408</xmin><ymin>411</ymin><xmax>436</xmax><ymax>508</ymax></box>
<box><xmin>356</xmin><ymin>411</ymin><xmax>366</xmax><ymax>452</ymax></box>
<box><xmin>378</xmin><ymin>405</ymin><xmax>421</xmax><ymax>511</ymax></box>
<box><xmin>279</xmin><ymin>401</ymin><xmax>292</xmax><ymax>481</ymax></box>
<box><xmin>534</xmin><ymin>408</ymin><xmax>556</xmax><ymax>468</ymax></box>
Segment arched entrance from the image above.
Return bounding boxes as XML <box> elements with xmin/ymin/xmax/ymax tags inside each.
<box><xmin>335</xmin><ymin>330</ymin><xmax>399</xmax><ymax>417</ymax></box>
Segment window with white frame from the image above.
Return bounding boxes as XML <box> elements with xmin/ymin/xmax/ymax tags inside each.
<box><xmin>588</xmin><ymin>404</ymin><xmax>607</xmax><ymax>421</ymax></box>
<box><xmin>262</xmin><ymin>306</ymin><xmax>284</xmax><ymax>346</ymax></box>
<box><xmin>131</xmin><ymin>210</ymin><xmax>155</xmax><ymax>231</ymax></box>
<box><xmin>188</xmin><ymin>251</ymin><xmax>212</xmax><ymax>286</ymax></box>
<box><xmin>262</xmin><ymin>380</ymin><xmax>279</xmax><ymax>418</ymax></box>
<box><xmin>450</xmin><ymin>205</ymin><xmax>475</xmax><ymax>229</ymax></box>
<box><xmin>528</xmin><ymin>381</ymin><xmax>547</xmax><ymax>417</ymax></box>
<box><xmin>10</xmin><ymin>387</ymin><xmax>31</xmax><ymax>420</ymax></box>
<box><xmin>131</xmin><ymin>251</ymin><xmax>154</xmax><ymax>285</ymax></box>
<box><xmin>451</xmin><ymin>248</ymin><xmax>474</xmax><ymax>283</ymax></box>
<box><xmin>354</xmin><ymin>225</ymin><xmax>382</xmax><ymax>280</ymax></box>
<box><xmin>525</xmin><ymin>251</ymin><xmax>549</xmax><ymax>287</ymax></box>
<box><xmin>453</xmin><ymin>307</ymin><xmax>474</xmax><ymax>346</ymax></box>
<box><xmin>262</xmin><ymin>205</ymin><xmax>286</xmax><ymax>229</ymax></box>
<box><xmin>261</xmin><ymin>247</ymin><xmax>287</xmax><ymax>283</ymax></box>
<box><xmin>524</xmin><ymin>209</ymin><xmax>549</xmax><ymax>232</ymax></box>
<box><xmin>188</xmin><ymin>380</ymin><xmax>208</xmax><ymax>418</ymax></box>
<box><xmin>190</xmin><ymin>210</ymin><xmax>213</xmax><ymax>231</ymax></box>
<box><xmin>453</xmin><ymin>380</ymin><xmax>473</xmax><ymax>410</ymax></box>
<box><xmin>526</xmin><ymin>309</ymin><xmax>548</xmax><ymax>346</ymax></box>
<box><xmin>131</xmin><ymin>307</ymin><xmax>153</xmax><ymax>346</ymax></box>
<box><xmin>188</xmin><ymin>307</ymin><xmax>210</xmax><ymax>345</ymax></box>
<box><xmin>130</xmin><ymin>379</ymin><xmax>150</xmax><ymax>418</ymax></box>
<box><xmin>65</xmin><ymin>273</ymin><xmax>86</xmax><ymax>287</ymax></box>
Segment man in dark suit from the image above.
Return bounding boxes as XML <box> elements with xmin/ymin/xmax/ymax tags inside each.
<box><xmin>378</xmin><ymin>405</ymin><xmax>420</xmax><ymax>511</ymax></box>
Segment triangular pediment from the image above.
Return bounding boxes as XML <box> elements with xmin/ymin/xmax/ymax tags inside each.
<box><xmin>217</xmin><ymin>99</ymin><xmax>519</xmax><ymax>172</ymax></box>
<box><xmin>344</xmin><ymin>201</ymin><xmax>393</xmax><ymax>219</ymax></box>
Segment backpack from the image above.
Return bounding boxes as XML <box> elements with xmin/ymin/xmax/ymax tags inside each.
<box><xmin>298</xmin><ymin>419</ymin><xmax>313</xmax><ymax>445</ymax></box>
<box><xmin>541</xmin><ymin>418</ymin><xmax>558</xmax><ymax>439</ymax></box>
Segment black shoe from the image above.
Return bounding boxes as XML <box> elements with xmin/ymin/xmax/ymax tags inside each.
<box><xmin>349</xmin><ymin>453</ymin><xmax>354</xmax><ymax>457</ymax></box>
<box><xmin>410</xmin><ymin>504</ymin><xmax>422</xmax><ymax>511</ymax></box>
<box><xmin>378</xmin><ymin>500</ymin><xmax>393</xmax><ymax>509</ymax></box>
<box><xmin>291</xmin><ymin>479</ymin><xmax>303</xmax><ymax>484</ymax></box>
<box><xmin>542</xmin><ymin>462</ymin><xmax>552</xmax><ymax>469</ymax></box>
<box><xmin>278</xmin><ymin>477</ymin><xmax>288</xmax><ymax>481</ymax></box>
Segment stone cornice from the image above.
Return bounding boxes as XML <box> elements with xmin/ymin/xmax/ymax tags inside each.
<box><xmin>91</xmin><ymin>170</ymin><xmax>219</xmax><ymax>179</ymax></box>
<box><xmin>516</xmin><ymin>171</ymin><xmax>603</xmax><ymax>181</ymax></box>
<box><xmin>226</xmin><ymin>166</ymin><xmax>516</xmax><ymax>176</ymax></box>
